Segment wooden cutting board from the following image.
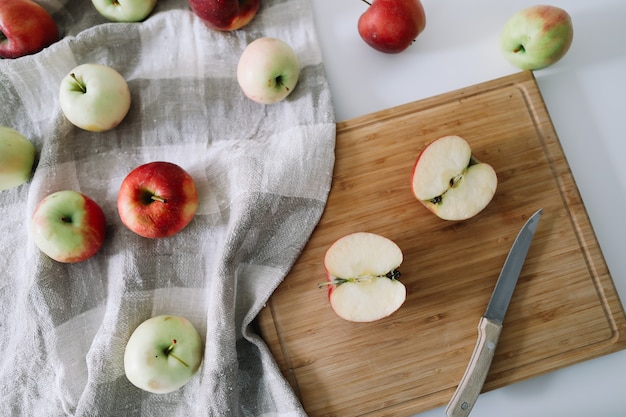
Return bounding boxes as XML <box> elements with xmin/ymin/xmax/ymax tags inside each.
<box><xmin>257</xmin><ymin>71</ymin><xmax>626</xmax><ymax>416</ymax></box>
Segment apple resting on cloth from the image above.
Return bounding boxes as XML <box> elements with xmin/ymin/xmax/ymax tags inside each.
<box><xmin>188</xmin><ymin>0</ymin><xmax>261</xmax><ymax>31</ymax></box>
<box><xmin>321</xmin><ymin>232</ymin><xmax>406</xmax><ymax>323</ymax></box>
<box><xmin>0</xmin><ymin>0</ymin><xmax>59</xmax><ymax>59</ymax></box>
<box><xmin>124</xmin><ymin>315</ymin><xmax>204</xmax><ymax>394</ymax></box>
<box><xmin>91</xmin><ymin>0</ymin><xmax>157</xmax><ymax>22</ymax></box>
<box><xmin>117</xmin><ymin>161</ymin><xmax>199</xmax><ymax>238</ymax></box>
<box><xmin>411</xmin><ymin>135</ymin><xmax>497</xmax><ymax>221</ymax></box>
<box><xmin>31</xmin><ymin>190</ymin><xmax>107</xmax><ymax>263</ymax></box>
<box><xmin>500</xmin><ymin>4</ymin><xmax>573</xmax><ymax>71</ymax></box>
<box><xmin>59</xmin><ymin>63</ymin><xmax>132</xmax><ymax>132</ymax></box>
<box><xmin>357</xmin><ymin>0</ymin><xmax>426</xmax><ymax>54</ymax></box>
<box><xmin>237</xmin><ymin>37</ymin><xmax>300</xmax><ymax>105</ymax></box>
<box><xmin>0</xmin><ymin>126</ymin><xmax>36</xmax><ymax>191</ymax></box>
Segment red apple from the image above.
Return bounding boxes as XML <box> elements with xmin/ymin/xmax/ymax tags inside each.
<box><xmin>31</xmin><ymin>190</ymin><xmax>107</xmax><ymax>263</ymax></box>
<box><xmin>117</xmin><ymin>161</ymin><xmax>199</xmax><ymax>238</ymax></box>
<box><xmin>0</xmin><ymin>0</ymin><xmax>59</xmax><ymax>59</ymax></box>
<box><xmin>357</xmin><ymin>0</ymin><xmax>426</xmax><ymax>54</ymax></box>
<box><xmin>188</xmin><ymin>0</ymin><xmax>261</xmax><ymax>31</ymax></box>
<box><xmin>321</xmin><ymin>232</ymin><xmax>406</xmax><ymax>322</ymax></box>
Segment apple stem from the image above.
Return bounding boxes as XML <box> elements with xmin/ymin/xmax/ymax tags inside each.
<box><xmin>69</xmin><ymin>73</ymin><xmax>87</xmax><ymax>93</ymax></box>
<box><xmin>360</xmin><ymin>0</ymin><xmax>371</xmax><ymax>5</ymax></box>
<box><xmin>151</xmin><ymin>195</ymin><xmax>168</xmax><ymax>204</ymax></box>
<box><xmin>165</xmin><ymin>340</ymin><xmax>190</xmax><ymax>368</ymax></box>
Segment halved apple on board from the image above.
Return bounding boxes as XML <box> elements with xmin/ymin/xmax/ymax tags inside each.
<box><xmin>320</xmin><ymin>232</ymin><xmax>406</xmax><ymax>323</ymax></box>
<box><xmin>411</xmin><ymin>135</ymin><xmax>498</xmax><ymax>221</ymax></box>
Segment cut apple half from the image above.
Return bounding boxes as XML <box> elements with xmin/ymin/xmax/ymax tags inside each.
<box><xmin>411</xmin><ymin>135</ymin><xmax>497</xmax><ymax>221</ymax></box>
<box><xmin>322</xmin><ymin>232</ymin><xmax>405</xmax><ymax>322</ymax></box>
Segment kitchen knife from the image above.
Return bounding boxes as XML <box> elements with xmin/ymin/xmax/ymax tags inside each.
<box><xmin>445</xmin><ymin>208</ymin><xmax>543</xmax><ymax>417</ymax></box>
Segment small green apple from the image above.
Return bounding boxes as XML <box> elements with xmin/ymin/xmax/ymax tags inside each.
<box><xmin>124</xmin><ymin>315</ymin><xmax>204</xmax><ymax>394</ymax></box>
<box><xmin>59</xmin><ymin>63</ymin><xmax>131</xmax><ymax>132</ymax></box>
<box><xmin>0</xmin><ymin>126</ymin><xmax>36</xmax><ymax>191</ymax></box>
<box><xmin>236</xmin><ymin>37</ymin><xmax>301</xmax><ymax>105</ymax></box>
<box><xmin>91</xmin><ymin>0</ymin><xmax>157</xmax><ymax>22</ymax></box>
<box><xmin>500</xmin><ymin>5</ymin><xmax>574</xmax><ymax>71</ymax></box>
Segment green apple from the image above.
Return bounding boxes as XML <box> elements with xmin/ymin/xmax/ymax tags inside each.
<box><xmin>0</xmin><ymin>126</ymin><xmax>36</xmax><ymax>191</ymax></box>
<box><xmin>124</xmin><ymin>315</ymin><xmax>204</xmax><ymax>394</ymax></box>
<box><xmin>236</xmin><ymin>37</ymin><xmax>301</xmax><ymax>105</ymax></box>
<box><xmin>59</xmin><ymin>63</ymin><xmax>131</xmax><ymax>132</ymax></box>
<box><xmin>500</xmin><ymin>5</ymin><xmax>574</xmax><ymax>71</ymax></box>
<box><xmin>31</xmin><ymin>190</ymin><xmax>107</xmax><ymax>263</ymax></box>
<box><xmin>91</xmin><ymin>0</ymin><xmax>157</xmax><ymax>22</ymax></box>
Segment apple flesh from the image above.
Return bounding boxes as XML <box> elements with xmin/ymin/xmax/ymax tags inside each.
<box><xmin>0</xmin><ymin>126</ymin><xmax>36</xmax><ymax>191</ymax></box>
<box><xmin>124</xmin><ymin>315</ymin><xmax>203</xmax><ymax>394</ymax></box>
<box><xmin>411</xmin><ymin>135</ymin><xmax>497</xmax><ymax>221</ymax></box>
<box><xmin>31</xmin><ymin>190</ymin><xmax>107</xmax><ymax>263</ymax></box>
<box><xmin>59</xmin><ymin>63</ymin><xmax>131</xmax><ymax>132</ymax></box>
<box><xmin>357</xmin><ymin>0</ymin><xmax>426</xmax><ymax>54</ymax></box>
<box><xmin>322</xmin><ymin>232</ymin><xmax>405</xmax><ymax>323</ymax></box>
<box><xmin>117</xmin><ymin>161</ymin><xmax>199</xmax><ymax>238</ymax></box>
<box><xmin>237</xmin><ymin>37</ymin><xmax>300</xmax><ymax>105</ymax></box>
<box><xmin>91</xmin><ymin>0</ymin><xmax>157</xmax><ymax>22</ymax></box>
<box><xmin>500</xmin><ymin>5</ymin><xmax>574</xmax><ymax>71</ymax></box>
<box><xmin>0</xmin><ymin>0</ymin><xmax>59</xmax><ymax>59</ymax></box>
<box><xmin>188</xmin><ymin>0</ymin><xmax>261</xmax><ymax>31</ymax></box>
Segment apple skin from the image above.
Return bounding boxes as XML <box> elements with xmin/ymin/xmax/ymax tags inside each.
<box><xmin>124</xmin><ymin>315</ymin><xmax>204</xmax><ymax>394</ymax></box>
<box><xmin>0</xmin><ymin>126</ymin><xmax>36</xmax><ymax>191</ymax></box>
<box><xmin>31</xmin><ymin>190</ymin><xmax>107</xmax><ymax>263</ymax></box>
<box><xmin>237</xmin><ymin>37</ymin><xmax>300</xmax><ymax>105</ymax></box>
<box><xmin>59</xmin><ymin>63</ymin><xmax>132</xmax><ymax>132</ymax></box>
<box><xmin>0</xmin><ymin>0</ymin><xmax>59</xmax><ymax>59</ymax></box>
<box><xmin>91</xmin><ymin>0</ymin><xmax>157</xmax><ymax>22</ymax></box>
<box><xmin>188</xmin><ymin>0</ymin><xmax>261</xmax><ymax>31</ymax></box>
<box><xmin>358</xmin><ymin>0</ymin><xmax>426</xmax><ymax>54</ymax></box>
<box><xmin>500</xmin><ymin>5</ymin><xmax>573</xmax><ymax>71</ymax></box>
<box><xmin>117</xmin><ymin>161</ymin><xmax>199</xmax><ymax>239</ymax></box>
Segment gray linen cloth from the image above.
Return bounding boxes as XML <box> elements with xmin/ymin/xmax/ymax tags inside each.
<box><xmin>0</xmin><ymin>0</ymin><xmax>335</xmax><ymax>415</ymax></box>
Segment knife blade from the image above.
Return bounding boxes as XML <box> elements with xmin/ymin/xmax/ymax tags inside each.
<box><xmin>445</xmin><ymin>208</ymin><xmax>543</xmax><ymax>417</ymax></box>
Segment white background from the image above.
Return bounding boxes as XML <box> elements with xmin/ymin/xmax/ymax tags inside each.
<box><xmin>310</xmin><ymin>0</ymin><xmax>626</xmax><ymax>416</ymax></box>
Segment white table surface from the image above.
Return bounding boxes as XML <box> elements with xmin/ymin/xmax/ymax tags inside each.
<box><xmin>309</xmin><ymin>0</ymin><xmax>626</xmax><ymax>416</ymax></box>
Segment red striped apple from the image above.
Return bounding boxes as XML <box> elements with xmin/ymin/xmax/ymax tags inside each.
<box><xmin>0</xmin><ymin>126</ymin><xmax>36</xmax><ymax>191</ymax></box>
<box><xmin>357</xmin><ymin>0</ymin><xmax>426</xmax><ymax>54</ymax></box>
<box><xmin>321</xmin><ymin>232</ymin><xmax>405</xmax><ymax>322</ymax></box>
<box><xmin>0</xmin><ymin>0</ymin><xmax>59</xmax><ymax>59</ymax></box>
<box><xmin>124</xmin><ymin>315</ymin><xmax>203</xmax><ymax>394</ymax></box>
<box><xmin>188</xmin><ymin>0</ymin><xmax>261</xmax><ymax>31</ymax></box>
<box><xmin>411</xmin><ymin>135</ymin><xmax>497</xmax><ymax>221</ymax></box>
<box><xmin>31</xmin><ymin>190</ymin><xmax>107</xmax><ymax>263</ymax></box>
<box><xmin>117</xmin><ymin>161</ymin><xmax>199</xmax><ymax>238</ymax></box>
<box><xmin>500</xmin><ymin>5</ymin><xmax>574</xmax><ymax>71</ymax></box>
<box><xmin>237</xmin><ymin>37</ymin><xmax>300</xmax><ymax>105</ymax></box>
<box><xmin>59</xmin><ymin>63</ymin><xmax>131</xmax><ymax>132</ymax></box>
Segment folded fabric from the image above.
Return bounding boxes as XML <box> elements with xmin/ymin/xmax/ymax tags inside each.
<box><xmin>0</xmin><ymin>1</ymin><xmax>335</xmax><ymax>415</ymax></box>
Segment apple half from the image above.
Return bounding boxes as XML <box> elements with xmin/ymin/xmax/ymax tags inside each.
<box><xmin>322</xmin><ymin>232</ymin><xmax>405</xmax><ymax>323</ymax></box>
<box><xmin>411</xmin><ymin>135</ymin><xmax>497</xmax><ymax>221</ymax></box>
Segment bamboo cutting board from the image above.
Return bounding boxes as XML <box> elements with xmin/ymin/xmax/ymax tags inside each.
<box><xmin>257</xmin><ymin>71</ymin><xmax>626</xmax><ymax>416</ymax></box>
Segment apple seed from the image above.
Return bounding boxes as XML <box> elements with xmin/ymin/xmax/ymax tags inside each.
<box><xmin>318</xmin><ymin>268</ymin><xmax>401</xmax><ymax>288</ymax></box>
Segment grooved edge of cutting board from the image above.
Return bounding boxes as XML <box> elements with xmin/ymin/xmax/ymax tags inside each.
<box><xmin>258</xmin><ymin>71</ymin><xmax>626</xmax><ymax>417</ymax></box>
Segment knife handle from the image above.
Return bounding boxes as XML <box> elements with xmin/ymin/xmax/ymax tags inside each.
<box><xmin>445</xmin><ymin>317</ymin><xmax>502</xmax><ymax>417</ymax></box>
